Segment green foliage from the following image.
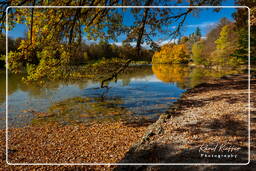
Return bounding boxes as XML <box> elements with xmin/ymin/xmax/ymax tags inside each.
<box><xmin>185</xmin><ymin>28</ymin><xmax>202</xmax><ymax>55</ymax></box>
<box><xmin>232</xmin><ymin>27</ymin><xmax>248</xmax><ymax>60</ymax></box>
<box><xmin>0</xmin><ymin>34</ymin><xmax>22</xmax><ymax>69</ymax></box>
<box><xmin>210</xmin><ymin>24</ymin><xmax>242</xmax><ymax>67</ymax></box>
<box><xmin>188</xmin><ymin>17</ymin><xmax>247</xmax><ymax>67</ymax></box>
<box><xmin>233</xmin><ymin>1</ymin><xmax>256</xmax><ymax>62</ymax></box>
<box><xmin>201</xmin><ymin>18</ymin><xmax>231</xmax><ymax>58</ymax></box>
<box><xmin>215</xmin><ymin>25</ymin><xmax>230</xmax><ymax>50</ymax></box>
<box><xmin>192</xmin><ymin>40</ymin><xmax>205</xmax><ymax>65</ymax></box>
<box><xmin>195</xmin><ymin>27</ymin><xmax>202</xmax><ymax>38</ymax></box>
<box><xmin>83</xmin><ymin>52</ymin><xmax>90</xmax><ymax>61</ymax></box>
<box><xmin>8</xmin><ymin>51</ymin><xmax>24</xmax><ymax>73</ymax></box>
<box><xmin>8</xmin><ymin>38</ymin><xmax>153</xmax><ymax>81</ymax></box>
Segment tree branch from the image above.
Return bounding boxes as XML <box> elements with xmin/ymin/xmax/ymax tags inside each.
<box><xmin>30</xmin><ymin>0</ymin><xmax>36</xmax><ymax>44</ymax></box>
<box><xmin>100</xmin><ymin>59</ymin><xmax>132</xmax><ymax>88</ymax></box>
<box><xmin>135</xmin><ymin>0</ymin><xmax>153</xmax><ymax>56</ymax></box>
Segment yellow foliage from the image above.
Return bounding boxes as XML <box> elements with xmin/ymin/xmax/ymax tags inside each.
<box><xmin>152</xmin><ymin>43</ymin><xmax>189</xmax><ymax>64</ymax></box>
<box><xmin>152</xmin><ymin>64</ymin><xmax>189</xmax><ymax>83</ymax></box>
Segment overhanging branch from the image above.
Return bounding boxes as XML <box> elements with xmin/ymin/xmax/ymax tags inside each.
<box><xmin>100</xmin><ymin>59</ymin><xmax>132</xmax><ymax>88</ymax></box>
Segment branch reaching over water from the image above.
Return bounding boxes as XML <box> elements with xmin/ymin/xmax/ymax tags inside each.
<box><xmin>100</xmin><ymin>59</ymin><xmax>132</xmax><ymax>88</ymax></box>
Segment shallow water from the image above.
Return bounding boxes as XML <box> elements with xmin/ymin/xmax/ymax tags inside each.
<box><xmin>0</xmin><ymin>64</ymin><xmax>243</xmax><ymax>128</ymax></box>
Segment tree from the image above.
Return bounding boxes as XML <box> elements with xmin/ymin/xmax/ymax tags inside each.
<box><xmin>210</xmin><ymin>23</ymin><xmax>241</xmax><ymax>66</ymax></box>
<box><xmin>1</xmin><ymin>0</ymin><xmax>226</xmax><ymax>81</ymax></box>
<box><xmin>233</xmin><ymin>0</ymin><xmax>256</xmax><ymax>62</ymax></box>
<box><xmin>179</xmin><ymin>36</ymin><xmax>189</xmax><ymax>44</ymax></box>
<box><xmin>192</xmin><ymin>40</ymin><xmax>205</xmax><ymax>65</ymax></box>
<box><xmin>201</xmin><ymin>17</ymin><xmax>231</xmax><ymax>58</ymax></box>
<box><xmin>195</xmin><ymin>27</ymin><xmax>202</xmax><ymax>38</ymax></box>
<box><xmin>185</xmin><ymin>28</ymin><xmax>202</xmax><ymax>55</ymax></box>
<box><xmin>152</xmin><ymin>43</ymin><xmax>189</xmax><ymax>64</ymax></box>
<box><xmin>0</xmin><ymin>34</ymin><xmax>20</xmax><ymax>68</ymax></box>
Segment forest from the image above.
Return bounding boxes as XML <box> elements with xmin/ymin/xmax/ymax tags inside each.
<box><xmin>0</xmin><ymin>0</ymin><xmax>255</xmax><ymax>84</ymax></box>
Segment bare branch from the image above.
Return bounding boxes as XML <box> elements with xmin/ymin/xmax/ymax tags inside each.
<box><xmin>135</xmin><ymin>0</ymin><xmax>153</xmax><ymax>56</ymax></box>
<box><xmin>101</xmin><ymin>59</ymin><xmax>132</xmax><ymax>88</ymax></box>
<box><xmin>30</xmin><ymin>0</ymin><xmax>36</xmax><ymax>44</ymax></box>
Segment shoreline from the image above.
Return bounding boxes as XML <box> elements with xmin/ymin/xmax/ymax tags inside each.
<box><xmin>0</xmin><ymin>73</ymin><xmax>255</xmax><ymax>170</ymax></box>
<box><xmin>115</xmin><ymin>73</ymin><xmax>255</xmax><ymax>170</ymax></box>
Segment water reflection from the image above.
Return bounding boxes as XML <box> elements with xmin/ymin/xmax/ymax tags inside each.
<box><xmin>152</xmin><ymin>64</ymin><xmax>243</xmax><ymax>89</ymax></box>
<box><xmin>152</xmin><ymin>64</ymin><xmax>190</xmax><ymax>89</ymax></box>
<box><xmin>0</xmin><ymin>64</ymin><xmax>244</xmax><ymax>128</ymax></box>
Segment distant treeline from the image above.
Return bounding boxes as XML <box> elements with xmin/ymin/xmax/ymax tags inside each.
<box><xmin>152</xmin><ymin>3</ymin><xmax>256</xmax><ymax>67</ymax></box>
<box><xmin>153</xmin><ymin>16</ymin><xmax>254</xmax><ymax>67</ymax></box>
<box><xmin>0</xmin><ymin>36</ymin><xmax>23</xmax><ymax>68</ymax></box>
<box><xmin>69</xmin><ymin>41</ymin><xmax>153</xmax><ymax>65</ymax></box>
<box><xmin>0</xmin><ymin>36</ymin><xmax>153</xmax><ymax>69</ymax></box>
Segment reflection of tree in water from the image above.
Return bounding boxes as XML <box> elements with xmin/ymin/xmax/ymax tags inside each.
<box><xmin>0</xmin><ymin>72</ymin><xmax>93</xmax><ymax>103</ymax></box>
<box><xmin>152</xmin><ymin>64</ymin><xmax>244</xmax><ymax>89</ymax></box>
<box><xmin>31</xmin><ymin>96</ymin><xmax>132</xmax><ymax>125</ymax></box>
<box><xmin>0</xmin><ymin>72</ymin><xmax>26</xmax><ymax>104</ymax></box>
<box><xmin>189</xmin><ymin>67</ymin><xmax>206</xmax><ymax>88</ymax></box>
<box><xmin>152</xmin><ymin>64</ymin><xmax>190</xmax><ymax>89</ymax></box>
<box><xmin>118</xmin><ymin>65</ymin><xmax>153</xmax><ymax>85</ymax></box>
<box><xmin>189</xmin><ymin>66</ymin><xmax>243</xmax><ymax>87</ymax></box>
<box><xmin>0</xmin><ymin>72</ymin><xmax>59</xmax><ymax>103</ymax></box>
<box><xmin>0</xmin><ymin>65</ymin><xmax>153</xmax><ymax>104</ymax></box>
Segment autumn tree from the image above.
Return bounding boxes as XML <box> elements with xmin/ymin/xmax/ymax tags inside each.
<box><xmin>178</xmin><ymin>36</ymin><xmax>189</xmax><ymax>44</ymax></box>
<box><xmin>201</xmin><ymin>17</ymin><xmax>231</xmax><ymax>58</ymax></box>
<box><xmin>232</xmin><ymin>0</ymin><xmax>255</xmax><ymax>62</ymax></box>
<box><xmin>195</xmin><ymin>27</ymin><xmax>202</xmax><ymax>38</ymax></box>
<box><xmin>185</xmin><ymin>27</ymin><xmax>202</xmax><ymax>54</ymax></box>
<box><xmin>192</xmin><ymin>40</ymin><xmax>206</xmax><ymax>65</ymax></box>
<box><xmin>1</xmin><ymin>0</ymin><xmax>226</xmax><ymax>82</ymax></box>
<box><xmin>152</xmin><ymin>43</ymin><xmax>189</xmax><ymax>64</ymax></box>
<box><xmin>0</xmin><ymin>34</ymin><xmax>20</xmax><ymax>68</ymax></box>
<box><xmin>210</xmin><ymin>23</ymin><xmax>242</xmax><ymax>66</ymax></box>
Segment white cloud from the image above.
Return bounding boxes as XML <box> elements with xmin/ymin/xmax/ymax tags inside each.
<box><xmin>131</xmin><ymin>75</ymin><xmax>162</xmax><ymax>82</ymax></box>
<box><xmin>111</xmin><ymin>41</ymin><xmax>151</xmax><ymax>49</ymax></box>
<box><xmin>112</xmin><ymin>42</ymin><xmax>123</xmax><ymax>46</ymax></box>
<box><xmin>111</xmin><ymin>39</ymin><xmax>178</xmax><ymax>49</ymax></box>
<box><xmin>185</xmin><ymin>21</ymin><xmax>217</xmax><ymax>28</ymax></box>
<box><xmin>157</xmin><ymin>39</ymin><xmax>179</xmax><ymax>46</ymax></box>
<box><xmin>84</xmin><ymin>39</ymin><xmax>99</xmax><ymax>44</ymax></box>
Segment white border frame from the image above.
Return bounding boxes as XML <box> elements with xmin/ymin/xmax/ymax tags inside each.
<box><xmin>5</xmin><ymin>6</ymin><xmax>251</xmax><ymax>166</ymax></box>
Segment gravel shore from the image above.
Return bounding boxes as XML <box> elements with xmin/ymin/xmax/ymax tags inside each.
<box><xmin>115</xmin><ymin>74</ymin><xmax>255</xmax><ymax>170</ymax></box>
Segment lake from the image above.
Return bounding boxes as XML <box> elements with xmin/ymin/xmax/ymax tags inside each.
<box><xmin>0</xmin><ymin>64</ymin><xmax>244</xmax><ymax>128</ymax></box>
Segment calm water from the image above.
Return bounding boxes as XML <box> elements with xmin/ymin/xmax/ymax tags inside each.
<box><xmin>0</xmin><ymin>64</ymin><xmax>243</xmax><ymax>128</ymax></box>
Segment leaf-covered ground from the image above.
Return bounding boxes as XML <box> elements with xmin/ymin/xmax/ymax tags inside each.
<box><xmin>0</xmin><ymin>121</ymin><xmax>146</xmax><ymax>170</ymax></box>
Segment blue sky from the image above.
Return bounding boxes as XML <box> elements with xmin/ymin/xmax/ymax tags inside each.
<box><xmin>112</xmin><ymin>7</ymin><xmax>237</xmax><ymax>46</ymax></box>
<box><xmin>7</xmin><ymin>1</ymin><xmax>239</xmax><ymax>46</ymax></box>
